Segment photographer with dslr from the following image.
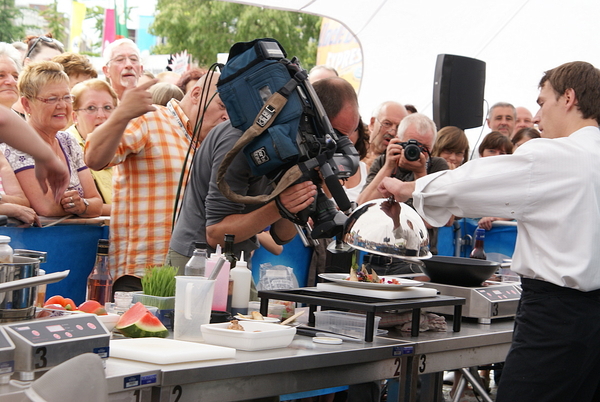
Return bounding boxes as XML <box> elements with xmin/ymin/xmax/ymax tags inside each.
<box><xmin>357</xmin><ymin>113</ymin><xmax>449</xmax><ymax>274</ymax></box>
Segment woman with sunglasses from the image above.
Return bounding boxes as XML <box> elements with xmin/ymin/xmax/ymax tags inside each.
<box><xmin>2</xmin><ymin>61</ymin><xmax>102</xmax><ymax>218</ymax></box>
<box><xmin>66</xmin><ymin>79</ymin><xmax>117</xmax><ymax>216</ymax></box>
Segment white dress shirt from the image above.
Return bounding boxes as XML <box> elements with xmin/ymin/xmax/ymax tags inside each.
<box><xmin>412</xmin><ymin>126</ymin><xmax>600</xmax><ymax>291</ymax></box>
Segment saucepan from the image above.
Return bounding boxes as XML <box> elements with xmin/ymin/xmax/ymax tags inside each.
<box><xmin>421</xmin><ymin>256</ymin><xmax>500</xmax><ymax>287</ymax></box>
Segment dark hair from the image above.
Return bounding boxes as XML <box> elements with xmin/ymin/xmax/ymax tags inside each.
<box><xmin>432</xmin><ymin>126</ymin><xmax>469</xmax><ymax>163</ymax></box>
<box><xmin>176</xmin><ymin>67</ymin><xmax>207</xmax><ymax>94</ymax></box>
<box><xmin>312</xmin><ymin>77</ymin><xmax>358</xmax><ymax>119</ymax></box>
<box><xmin>511</xmin><ymin>127</ymin><xmax>541</xmax><ymax>146</ymax></box>
<box><xmin>24</xmin><ymin>33</ymin><xmax>64</xmax><ymax>60</ymax></box>
<box><xmin>354</xmin><ymin>120</ymin><xmax>370</xmax><ymax>160</ymax></box>
<box><xmin>540</xmin><ymin>61</ymin><xmax>600</xmax><ymax>124</ymax></box>
<box><xmin>479</xmin><ymin>131</ymin><xmax>513</xmax><ymax>156</ymax></box>
<box><xmin>404</xmin><ymin>104</ymin><xmax>418</xmax><ymax>114</ymax></box>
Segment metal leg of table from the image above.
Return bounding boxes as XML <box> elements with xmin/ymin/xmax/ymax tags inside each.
<box><xmin>259</xmin><ymin>297</ymin><xmax>269</xmax><ymax>316</ymax></box>
<box><xmin>453</xmin><ymin>305</ymin><xmax>462</xmax><ymax>332</ymax></box>
<box><xmin>397</xmin><ymin>355</ymin><xmax>419</xmax><ymax>402</ymax></box>
<box><xmin>365</xmin><ymin>311</ymin><xmax>376</xmax><ymax>342</ymax></box>
<box><xmin>411</xmin><ymin>308</ymin><xmax>421</xmax><ymax>337</ymax></box>
<box><xmin>459</xmin><ymin>367</ymin><xmax>493</xmax><ymax>402</ymax></box>
<box><xmin>419</xmin><ymin>372</ymin><xmax>445</xmax><ymax>402</ymax></box>
<box><xmin>451</xmin><ymin>374</ymin><xmax>467</xmax><ymax>402</ymax></box>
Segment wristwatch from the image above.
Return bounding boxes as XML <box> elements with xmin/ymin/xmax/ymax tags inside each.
<box><xmin>82</xmin><ymin>198</ymin><xmax>89</xmax><ymax>214</ymax></box>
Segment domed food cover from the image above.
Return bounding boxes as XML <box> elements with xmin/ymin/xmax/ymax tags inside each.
<box><xmin>343</xmin><ymin>198</ymin><xmax>432</xmax><ymax>259</ymax></box>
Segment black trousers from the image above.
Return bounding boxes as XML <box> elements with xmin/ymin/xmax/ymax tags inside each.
<box><xmin>496</xmin><ymin>278</ymin><xmax>600</xmax><ymax>402</ymax></box>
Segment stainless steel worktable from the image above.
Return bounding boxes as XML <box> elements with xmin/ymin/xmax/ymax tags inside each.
<box><xmin>384</xmin><ymin>318</ymin><xmax>515</xmax><ymax>402</ymax></box>
<box><xmin>106</xmin><ymin>335</ymin><xmax>415</xmax><ymax>402</ymax></box>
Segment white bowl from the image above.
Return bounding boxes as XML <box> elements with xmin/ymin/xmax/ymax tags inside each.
<box><xmin>201</xmin><ymin>321</ymin><xmax>296</xmax><ymax>351</ymax></box>
<box><xmin>97</xmin><ymin>313</ymin><xmax>120</xmax><ymax>332</ymax></box>
<box><xmin>235</xmin><ymin>315</ymin><xmax>280</xmax><ymax>323</ymax></box>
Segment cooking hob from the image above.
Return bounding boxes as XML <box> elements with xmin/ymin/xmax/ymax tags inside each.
<box><xmin>422</xmin><ymin>280</ymin><xmax>521</xmax><ymax>324</ymax></box>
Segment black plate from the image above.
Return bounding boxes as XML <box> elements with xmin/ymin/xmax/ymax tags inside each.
<box><xmin>422</xmin><ymin>256</ymin><xmax>500</xmax><ymax>287</ymax></box>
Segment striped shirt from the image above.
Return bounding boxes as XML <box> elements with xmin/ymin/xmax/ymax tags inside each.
<box><xmin>102</xmin><ymin>100</ymin><xmax>193</xmax><ymax>278</ymax></box>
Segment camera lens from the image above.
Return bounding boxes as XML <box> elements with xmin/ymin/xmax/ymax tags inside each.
<box><xmin>403</xmin><ymin>144</ymin><xmax>421</xmax><ymax>161</ymax></box>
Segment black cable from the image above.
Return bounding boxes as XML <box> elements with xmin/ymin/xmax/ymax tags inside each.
<box><xmin>469</xmin><ymin>99</ymin><xmax>490</xmax><ymax>160</ymax></box>
<box><xmin>171</xmin><ymin>63</ymin><xmax>223</xmax><ymax>230</ymax></box>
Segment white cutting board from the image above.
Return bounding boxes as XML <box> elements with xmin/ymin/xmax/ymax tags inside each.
<box><xmin>110</xmin><ymin>338</ymin><xmax>236</xmax><ymax>364</ymax></box>
<box><xmin>316</xmin><ymin>282</ymin><xmax>438</xmax><ymax>300</ymax></box>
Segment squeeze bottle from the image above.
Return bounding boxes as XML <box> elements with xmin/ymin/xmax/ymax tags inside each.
<box><xmin>230</xmin><ymin>251</ymin><xmax>251</xmax><ymax>315</ymax></box>
<box><xmin>204</xmin><ymin>244</ymin><xmax>231</xmax><ymax>311</ymax></box>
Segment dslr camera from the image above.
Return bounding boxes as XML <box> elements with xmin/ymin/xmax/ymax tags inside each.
<box><xmin>399</xmin><ymin>139</ymin><xmax>427</xmax><ymax>162</ymax></box>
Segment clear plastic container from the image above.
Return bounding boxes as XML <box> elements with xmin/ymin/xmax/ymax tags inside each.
<box><xmin>313</xmin><ymin>310</ymin><xmax>381</xmax><ymax>340</ymax></box>
<box><xmin>0</xmin><ymin>235</ymin><xmax>13</xmax><ymax>263</ymax></box>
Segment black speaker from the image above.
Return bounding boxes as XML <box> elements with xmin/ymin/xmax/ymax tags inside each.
<box><xmin>432</xmin><ymin>54</ymin><xmax>486</xmax><ymax>130</ymax></box>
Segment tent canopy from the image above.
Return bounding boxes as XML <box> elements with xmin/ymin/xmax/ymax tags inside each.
<box><xmin>218</xmin><ymin>0</ymin><xmax>600</xmax><ymax>132</ymax></box>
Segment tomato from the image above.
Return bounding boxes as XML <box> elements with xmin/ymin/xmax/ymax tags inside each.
<box><xmin>44</xmin><ymin>295</ymin><xmax>65</xmax><ymax>307</ymax></box>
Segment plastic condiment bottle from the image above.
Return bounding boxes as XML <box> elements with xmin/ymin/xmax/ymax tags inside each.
<box><xmin>0</xmin><ymin>235</ymin><xmax>13</xmax><ymax>263</ymax></box>
<box><xmin>86</xmin><ymin>239</ymin><xmax>113</xmax><ymax>305</ymax></box>
<box><xmin>470</xmin><ymin>228</ymin><xmax>487</xmax><ymax>260</ymax></box>
<box><xmin>205</xmin><ymin>244</ymin><xmax>231</xmax><ymax>311</ymax></box>
<box><xmin>184</xmin><ymin>242</ymin><xmax>208</xmax><ymax>276</ymax></box>
<box><xmin>230</xmin><ymin>251</ymin><xmax>251</xmax><ymax>315</ymax></box>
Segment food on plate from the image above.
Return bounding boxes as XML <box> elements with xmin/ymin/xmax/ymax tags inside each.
<box><xmin>227</xmin><ymin>319</ymin><xmax>245</xmax><ymax>331</ymax></box>
<box><xmin>251</xmin><ymin>311</ymin><xmax>264</xmax><ymax>320</ymax></box>
<box><xmin>347</xmin><ymin>265</ymin><xmax>380</xmax><ymax>283</ymax></box>
<box><xmin>115</xmin><ymin>302</ymin><xmax>168</xmax><ymax>338</ymax></box>
<box><xmin>44</xmin><ymin>295</ymin><xmax>77</xmax><ymax>310</ymax></box>
<box><xmin>78</xmin><ymin>300</ymin><xmax>107</xmax><ymax>315</ymax></box>
<box><xmin>346</xmin><ymin>265</ymin><xmax>404</xmax><ymax>285</ymax></box>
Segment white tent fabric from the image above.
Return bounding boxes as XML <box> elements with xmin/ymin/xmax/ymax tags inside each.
<box><xmin>217</xmin><ymin>0</ymin><xmax>600</xmax><ymax>131</ymax></box>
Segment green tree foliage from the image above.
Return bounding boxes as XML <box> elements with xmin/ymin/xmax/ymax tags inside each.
<box><xmin>84</xmin><ymin>6</ymin><xmax>106</xmax><ymax>52</ymax></box>
<box><xmin>39</xmin><ymin>0</ymin><xmax>68</xmax><ymax>44</ymax></box>
<box><xmin>150</xmin><ymin>0</ymin><xmax>320</xmax><ymax>69</ymax></box>
<box><xmin>0</xmin><ymin>0</ymin><xmax>26</xmax><ymax>42</ymax></box>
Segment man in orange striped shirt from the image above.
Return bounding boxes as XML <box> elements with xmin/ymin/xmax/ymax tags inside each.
<box><xmin>85</xmin><ymin>72</ymin><xmax>228</xmax><ymax>290</ymax></box>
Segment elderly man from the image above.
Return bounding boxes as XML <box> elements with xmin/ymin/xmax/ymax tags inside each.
<box><xmin>358</xmin><ymin>113</ymin><xmax>449</xmax><ymax>265</ymax></box>
<box><xmin>378</xmin><ymin>61</ymin><xmax>600</xmax><ymax>402</ymax></box>
<box><xmin>365</xmin><ymin>101</ymin><xmax>409</xmax><ymax>168</ymax></box>
<box><xmin>85</xmin><ymin>71</ymin><xmax>229</xmax><ymax>290</ymax></box>
<box><xmin>102</xmin><ymin>39</ymin><xmax>143</xmax><ymax>100</ymax></box>
<box><xmin>513</xmin><ymin>106</ymin><xmax>534</xmax><ymax>137</ymax></box>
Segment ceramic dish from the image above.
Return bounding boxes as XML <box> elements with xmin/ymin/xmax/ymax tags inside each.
<box><xmin>201</xmin><ymin>321</ymin><xmax>296</xmax><ymax>351</ymax></box>
<box><xmin>318</xmin><ymin>273</ymin><xmax>423</xmax><ymax>289</ymax></box>
<box><xmin>235</xmin><ymin>315</ymin><xmax>280</xmax><ymax>323</ymax></box>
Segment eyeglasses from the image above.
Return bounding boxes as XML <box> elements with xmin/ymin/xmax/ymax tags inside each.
<box><xmin>107</xmin><ymin>55</ymin><xmax>141</xmax><ymax>65</ymax></box>
<box><xmin>25</xmin><ymin>36</ymin><xmax>64</xmax><ymax>59</ymax></box>
<box><xmin>75</xmin><ymin>105</ymin><xmax>115</xmax><ymax>114</ymax></box>
<box><xmin>35</xmin><ymin>95</ymin><xmax>74</xmax><ymax>105</ymax></box>
<box><xmin>377</xmin><ymin>118</ymin><xmax>399</xmax><ymax>133</ymax></box>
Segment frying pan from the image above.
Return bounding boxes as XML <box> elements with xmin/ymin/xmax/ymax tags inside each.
<box><xmin>421</xmin><ymin>256</ymin><xmax>500</xmax><ymax>287</ymax></box>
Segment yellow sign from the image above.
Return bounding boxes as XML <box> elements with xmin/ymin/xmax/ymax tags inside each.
<box><xmin>316</xmin><ymin>18</ymin><xmax>363</xmax><ymax>92</ymax></box>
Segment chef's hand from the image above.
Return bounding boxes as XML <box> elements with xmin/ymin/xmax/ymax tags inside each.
<box><xmin>377</xmin><ymin>177</ymin><xmax>415</xmax><ymax>202</ymax></box>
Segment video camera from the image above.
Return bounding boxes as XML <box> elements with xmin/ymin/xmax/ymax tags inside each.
<box><xmin>216</xmin><ymin>39</ymin><xmax>360</xmax><ymax>240</ymax></box>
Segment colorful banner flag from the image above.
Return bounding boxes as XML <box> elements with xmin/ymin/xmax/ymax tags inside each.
<box><xmin>102</xmin><ymin>8</ymin><xmax>116</xmax><ymax>55</ymax></box>
<box><xmin>69</xmin><ymin>1</ymin><xmax>86</xmax><ymax>52</ymax></box>
<box><xmin>115</xmin><ymin>0</ymin><xmax>128</xmax><ymax>39</ymax></box>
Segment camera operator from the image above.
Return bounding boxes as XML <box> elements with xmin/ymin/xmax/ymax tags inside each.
<box><xmin>357</xmin><ymin>113</ymin><xmax>449</xmax><ymax>274</ymax></box>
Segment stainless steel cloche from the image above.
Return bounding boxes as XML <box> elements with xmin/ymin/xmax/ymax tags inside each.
<box><xmin>342</xmin><ymin>198</ymin><xmax>432</xmax><ymax>259</ymax></box>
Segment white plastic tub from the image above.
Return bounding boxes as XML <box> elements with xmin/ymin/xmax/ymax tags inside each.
<box><xmin>201</xmin><ymin>321</ymin><xmax>296</xmax><ymax>351</ymax></box>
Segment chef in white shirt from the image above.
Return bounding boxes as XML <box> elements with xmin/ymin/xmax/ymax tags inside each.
<box><xmin>377</xmin><ymin>61</ymin><xmax>600</xmax><ymax>402</ymax></box>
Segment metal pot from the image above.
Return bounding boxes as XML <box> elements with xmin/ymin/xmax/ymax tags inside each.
<box><xmin>421</xmin><ymin>256</ymin><xmax>500</xmax><ymax>287</ymax></box>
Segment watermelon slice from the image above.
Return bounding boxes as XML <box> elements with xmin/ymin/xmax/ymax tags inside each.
<box><xmin>115</xmin><ymin>302</ymin><xmax>169</xmax><ymax>338</ymax></box>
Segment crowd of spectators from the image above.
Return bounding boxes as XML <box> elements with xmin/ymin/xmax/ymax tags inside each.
<box><xmin>1</xmin><ymin>36</ymin><xmax>540</xmax><ymax>296</ymax></box>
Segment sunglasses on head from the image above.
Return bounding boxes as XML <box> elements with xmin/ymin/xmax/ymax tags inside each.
<box><xmin>25</xmin><ymin>36</ymin><xmax>64</xmax><ymax>59</ymax></box>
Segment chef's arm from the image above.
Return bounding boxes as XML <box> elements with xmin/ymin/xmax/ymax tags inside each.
<box><xmin>85</xmin><ymin>80</ymin><xmax>157</xmax><ymax>170</ymax></box>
